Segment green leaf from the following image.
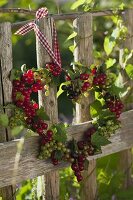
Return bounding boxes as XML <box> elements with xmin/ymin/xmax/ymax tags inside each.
<box><xmin>91</xmin><ymin>132</ymin><xmax>111</xmax><ymax>148</ymax></box>
<box><xmin>94</xmin><ymin>50</ymin><xmax>102</xmax><ymax>59</ymax></box>
<box><xmin>0</xmin><ymin>113</ymin><xmax>9</xmax><ymax>127</ymax></box>
<box><xmin>108</xmin><ymin>84</ymin><xmax>127</xmax><ymax>98</ymax></box>
<box><xmin>99</xmin><ymin>109</ymin><xmax>114</xmax><ymax>119</ymax></box>
<box><xmin>36</xmin><ymin>107</ymin><xmax>50</xmax><ymax>121</ymax></box>
<box><xmin>69</xmin><ymin>45</ymin><xmax>76</xmax><ymax>53</ymax></box>
<box><xmin>119</xmin><ymin>3</ymin><xmax>125</xmax><ymax>10</ymax></box>
<box><xmin>25</xmin><ymin>129</ymin><xmax>37</xmax><ymax>138</ymax></box>
<box><xmin>54</xmin><ymin>150</ymin><xmax>64</xmax><ymax>160</ymax></box>
<box><xmin>71</xmin><ymin>0</ymin><xmax>86</xmax><ymax>10</ymax></box>
<box><xmin>105</xmin><ymin>58</ymin><xmax>116</xmax><ymax>69</ymax></box>
<box><xmin>5</xmin><ymin>104</ymin><xmax>16</xmax><ymax>109</ymax></box>
<box><xmin>11</xmin><ymin>125</ymin><xmax>24</xmax><ymax>136</ymax></box>
<box><xmin>52</xmin><ymin>123</ymin><xmax>67</xmax><ymax>143</ymax></box>
<box><xmin>111</xmin><ymin>27</ymin><xmax>120</xmax><ymax>39</ymax></box>
<box><xmin>90</xmin><ymin>100</ymin><xmax>103</xmax><ymax>118</ymax></box>
<box><xmin>0</xmin><ymin>0</ymin><xmax>7</xmax><ymax>6</ymax></box>
<box><xmin>104</xmin><ymin>36</ymin><xmax>116</xmax><ymax>56</ymax></box>
<box><xmin>52</xmin><ymin>76</ymin><xmax>60</xmax><ymax>86</ymax></box>
<box><xmin>122</xmin><ymin>49</ymin><xmax>133</xmax><ymax>68</ymax></box>
<box><xmin>125</xmin><ymin>64</ymin><xmax>133</xmax><ymax>79</ymax></box>
<box><xmin>57</xmin><ymin>81</ymin><xmax>70</xmax><ymax>98</ymax></box>
<box><xmin>10</xmin><ymin>69</ymin><xmax>22</xmax><ymax>81</ymax></box>
<box><xmin>67</xmin><ymin>32</ymin><xmax>77</xmax><ymax>41</ymax></box>
<box><xmin>67</xmin><ymin>69</ymin><xmax>75</xmax><ymax>80</ymax></box>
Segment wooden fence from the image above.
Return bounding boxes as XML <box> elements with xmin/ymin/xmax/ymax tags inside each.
<box><xmin>0</xmin><ymin>8</ymin><xmax>133</xmax><ymax>200</ymax></box>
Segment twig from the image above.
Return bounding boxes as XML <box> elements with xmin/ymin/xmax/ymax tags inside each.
<box><xmin>0</xmin><ymin>8</ymin><xmax>35</xmax><ymax>15</ymax></box>
<box><xmin>0</xmin><ymin>8</ymin><xmax>124</xmax><ymax>17</ymax></box>
<box><xmin>0</xmin><ymin>8</ymin><xmax>125</xmax><ymax>29</ymax></box>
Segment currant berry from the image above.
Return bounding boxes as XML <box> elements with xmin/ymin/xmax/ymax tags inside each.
<box><xmin>76</xmin><ymin>174</ymin><xmax>83</xmax><ymax>182</ymax></box>
<box><xmin>77</xmin><ymin>141</ymin><xmax>85</xmax><ymax>150</ymax></box>
<box><xmin>80</xmin><ymin>73</ymin><xmax>89</xmax><ymax>80</ymax></box>
<box><xmin>52</xmin><ymin>158</ymin><xmax>59</xmax><ymax>165</ymax></box>
<box><xmin>31</xmin><ymin>84</ymin><xmax>39</xmax><ymax>92</ymax></box>
<box><xmin>33</xmin><ymin>103</ymin><xmax>39</xmax><ymax>109</ymax></box>
<box><xmin>47</xmin><ymin>130</ymin><xmax>53</xmax><ymax>137</ymax></box>
<box><xmin>71</xmin><ymin>163</ymin><xmax>79</xmax><ymax>171</ymax></box>
<box><xmin>37</xmin><ymin>128</ymin><xmax>44</xmax><ymax>135</ymax></box>
<box><xmin>78</xmin><ymin>155</ymin><xmax>86</xmax><ymax>162</ymax></box>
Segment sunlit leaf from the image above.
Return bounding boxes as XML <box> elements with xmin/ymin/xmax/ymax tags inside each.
<box><xmin>71</xmin><ymin>0</ymin><xmax>86</xmax><ymax>10</ymax></box>
<box><xmin>0</xmin><ymin>0</ymin><xmax>8</xmax><ymax>6</ymax></box>
<box><xmin>125</xmin><ymin>64</ymin><xmax>133</xmax><ymax>79</ymax></box>
<box><xmin>105</xmin><ymin>58</ymin><xmax>116</xmax><ymax>69</ymax></box>
<box><xmin>69</xmin><ymin>45</ymin><xmax>76</xmax><ymax>53</ymax></box>
<box><xmin>11</xmin><ymin>125</ymin><xmax>24</xmax><ymax>136</ymax></box>
<box><xmin>111</xmin><ymin>27</ymin><xmax>120</xmax><ymax>39</ymax></box>
<box><xmin>104</xmin><ymin>36</ymin><xmax>116</xmax><ymax>56</ymax></box>
<box><xmin>57</xmin><ymin>81</ymin><xmax>70</xmax><ymax>98</ymax></box>
<box><xmin>0</xmin><ymin>113</ymin><xmax>9</xmax><ymax>127</ymax></box>
<box><xmin>66</xmin><ymin>32</ymin><xmax>77</xmax><ymax>41</ymax></box>
<box><xmin>90</xmin><ymin>100</ymin><xmax>103</xmax><ymax>118</ymax></box>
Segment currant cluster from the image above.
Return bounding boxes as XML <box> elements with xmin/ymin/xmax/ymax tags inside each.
<box><xmin>40</xmin><ymin>130</ymin><xmax>54</xmax><ymax>145</ymax></box>
<box><xmin>62</xmin><ymin>84</ymin><xmax>81</xmax><ymax>100</ymax></box>
<box><xmin>81</xmin><ymin>81</ymin><xmax>91</xmax><ymax>92</ymax></box>
<box><xmin>70</xmin><ymin>126</ymin><xmax>96</xmax><ymax>182</ymax></box>
<box><xmin>51</xmin><ymin>143</ymin><xmax>69</xmax><ymax>165</ymax></box>
<box><xmin>46</xmin><ymin>63</ymin><xmax>62</xmax><ymax>77</ymax></box>
<box><xmin>99</xmin><ymin>120</ymin><xmax>121</xmax><ymax>138</ymax></box>
<box><xmin>12</xmin><ymin>69</ymin><xmax>49</xmax><ymax>135</ymax></box>
<box><xmin>106</xmin><ymin>97</ymin><xmax>124</xmax><ymax>118</ymax></box>
<box><xmin>40</xmin><ymin>138</ymin><xmax>70</xmax><ymax>165</ymax></box>
<box><xmin>9</xmin><ymin>108</ymin><xmax>25</xmax><ymax>128</ymax></box>
<box><xmin>39</xmin><ymin>140</ymin><xmax>55</xmax><ymax>160</ymax></box>
<box><xmin>93</xmin><ymin>73</ymin><xmax>107</xmax><ymax>86</ymax></box>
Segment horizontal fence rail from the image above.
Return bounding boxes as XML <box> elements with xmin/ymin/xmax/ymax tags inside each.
<box><xmin>0</xmin><ymin>110</ymin><xmax>132</xmax><ymax>188</ymax></box>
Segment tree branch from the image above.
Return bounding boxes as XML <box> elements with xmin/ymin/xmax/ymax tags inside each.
<box><xmin>0</xmin><ymin>8</ymin><xmax>125</xmax><ymax>19</ymax></box>
<box><xmin>0</xmin><ymin>8</ymin><xmax>125</xmax><ymax>30</ymax></box>
<box><xmin>0</xmin><ymin>8</ymin><xmax>35</xmax><ymax>15</ymax></box>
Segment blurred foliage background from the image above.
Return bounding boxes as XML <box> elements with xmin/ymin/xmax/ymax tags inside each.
<box><xmin>0</xmin><ymin>0</ymin><xmax>133</xmax><ymax>199</ymax></box>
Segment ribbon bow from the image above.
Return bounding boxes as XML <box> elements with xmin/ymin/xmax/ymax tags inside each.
<box><xmin>15</xmin><ymin>7</ymin><xmax>61</xmax><ymax>67</ymax></box>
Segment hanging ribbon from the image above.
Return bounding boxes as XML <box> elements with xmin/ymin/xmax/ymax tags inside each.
<box><xmin>15</xmin><ymin>7</ymin><xmax>61</xmax><ymax>67</ymax></box>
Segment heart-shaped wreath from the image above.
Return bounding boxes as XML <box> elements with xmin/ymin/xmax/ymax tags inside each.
<box><xmin>1</xmin><ymin>7</ymin><xmax>128</xmax><ymax>182</ymax></box>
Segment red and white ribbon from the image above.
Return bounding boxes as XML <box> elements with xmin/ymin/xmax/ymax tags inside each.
<box><xmin>15</xmin><ymin>7</ymin><xmax>61</xmax><ymax>67</ymax></box>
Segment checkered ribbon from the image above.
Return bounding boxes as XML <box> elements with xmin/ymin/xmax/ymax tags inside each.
<box><xmin>15</xmin><ymin>7</ymin><xmax>61</xmax><ymax>67</ymax></box>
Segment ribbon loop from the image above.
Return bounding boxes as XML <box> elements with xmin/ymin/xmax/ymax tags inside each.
<box><xmin>36</xmin><ymin>7</ymin><xmax>48</xmax><ymax>19</ymax></box>
<box><xmin>15</xmin><ymin>7</ymin><xmax>61</xmax><ymax>68</ymax></box>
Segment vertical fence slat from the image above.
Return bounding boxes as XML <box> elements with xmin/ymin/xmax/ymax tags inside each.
<box><xmin>73</xmin><ymin>14</ymin><xmax>97</xmax><ymax>200</ymax></box>
<box><xmin>119</xmin><ymin>9</ymin><xmax>133</xmax><ymax>188</ymax></box>
<box><xmin>0</xmin><ymin>22</ymin><xmax>15</xmax><ymax>200</ymax></box>
<box><xmin>36</xmin><ymin>17</ymin><xmax>59</xmax><ymax>200</ymax></box>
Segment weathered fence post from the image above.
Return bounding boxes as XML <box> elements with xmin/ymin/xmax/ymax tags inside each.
<box><xmin>73</xmin><ymin>14</ymin><xmax>97</xmax><ymax>200</ymax></box>
<box><xmin>119</xmin><ymin>9</ymin><xmax>133</xmax><ymax>188</ymax></box>
<box><xmin>0</xmin><ymin>23</ymin><xmax>15</xmax><ymax>199</ymax></box>
<box><xmin>36</xmin><ymin>17</ymin><xmax>59</xmax><ymax>200</ymax></box>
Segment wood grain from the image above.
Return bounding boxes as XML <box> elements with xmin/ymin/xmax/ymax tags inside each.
<box><xmin>0</xmin><ymin>22</ymin><xmax>15</xmax><ymax>200</ymax></box>
<box><xmin>0</xmin><ymin>110</ymin><xmax>132</xmax><ymax>188</ymax></box>
<box><xmin>36</xmin><ymin>17</ymin><xmax>59</xmax><ymax>200</ymax></box>
<box><xmin>119</xmin><ymin>9</ymin><xmax>133</xmax><ymax>188</ymax></box>
<box><xmin>73</xmin><ymin>13</ymin><xmax>97</xmax><ymax>200</ymax></box>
